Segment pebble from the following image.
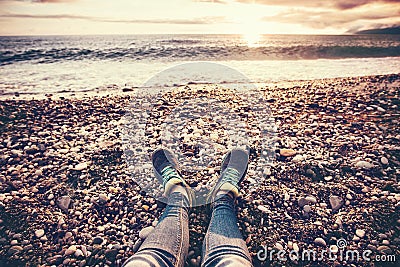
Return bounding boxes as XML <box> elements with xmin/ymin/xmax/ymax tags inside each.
<box><xmin>377</xmin><ymin>245</ymin><xmax>392</xmax><ymax>254</ymax></box>
<box><xmin>380</xmin><ymin>157</ymin><xmax>389</xmax><ymax>165</ymax></box>
<box><xmin>35</xmin><ymin>229</ymin><xmax>45</xmax><ymax>238</ymax></box>
<box><xmin>314</xmin><ymin>237</ymin><xmax>327</xmax><ymax>247</ymax></box>
<box><xmin>329</xmin><ymin>195</ymin><xmax>344</xmax><ymax>211</ymax></box>
<box><xmin>303</xmin><ymin>205</ymin><xmax>312</xmax><ymax>213</ymax></box>
<box><xmin>57</xmin><ymin>195</ymin><xmax>71</xmax><ymax>211</ymax></box>
<box><xmin>64</xmin><ymin>245</ymin><xmax>77</xmax><ymax>256</ymax></box>
<box><xmin>356</xmin><ymin>229</ymin><xmax>366</xmax><ymax>238</ymax></box>
<box><xmin>92</xmin><ymin>236</ymin><xmax>104</xmax><ymax>245</ymax></box>
<box><xmin>275</xmin><ymin>242</ymin><xmax>284</xmax><ymax>250</ymax></box>
<box><xmin>74</xmin><ymin>162</ymin><xmax>88</xmax><ymax>171</ymax></box>
<box><xmin>292</xmin><ymin>154</ymin><xmax>304</xmax><ymax>163</ymax></box>
<box><xmin>139</xmin><ymin>226</ymin><xmax>155</xmax><ymax>239</ymax></box>
<box><xmin>279</xmin><ymin>149</ymin><xmax>297</xmax><ymax>157</ymax></box>
<box><xmin>8</xmin><ymin>246</ymin><xmax>23</xmax><ymax>255</ymax></box>
<box><xmin>329</xmin><ymin>245</ymin><xmax>338</xmax><ymax>253</ymax></box>
<box><xmin>355</xmin><ymin>160</ymin><xmax>374</xmax><ymax>169</ymax></box>
<box><xmin>257</xmin><ymin>205</ymin><xmax>269</xmax><ymax>213</ymax></box>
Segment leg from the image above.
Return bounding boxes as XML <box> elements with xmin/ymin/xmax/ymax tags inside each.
<box><xmin>201</xmin><ymin>148</ymin><xmax>253</xmax><ymax>267</ymax></box>
<box><xmin>201</xmin><ymin>194</ymin><xmax>252</xmax><ymax>267</ymax></box>
<box><xmin>123</xmin><ymin>191</ymin><xmax>190</xmax><ymax>267</ymax></box>
<box><xmin>123</xmin><ymin>149</ymin><xmax>194</xmax><ymax>267</ymax></box>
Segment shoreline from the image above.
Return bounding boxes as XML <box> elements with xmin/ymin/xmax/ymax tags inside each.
<box><xmin>1</xmin><ymin>72</ymin><xmax>399</xmax><ymax>101</ymax></box>
<box><xmin>0</xmin><ymin>73</ymin><xmax>399</xmax><ymax>266</ymax></box>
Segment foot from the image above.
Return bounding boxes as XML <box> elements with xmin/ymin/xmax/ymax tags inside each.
<box><xmin>152</xmin><ymin>148</ymin><xmax>194</xmax><ymax>205</ymax></box>
<box><xmin>208</xmin><ymin>148</ymin><xmax>249</xmax><ymax>202</ymax></box>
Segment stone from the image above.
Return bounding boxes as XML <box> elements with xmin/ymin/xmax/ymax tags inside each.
<box><xmin>139</xmin><ymin>226</ymin><xmax>155</xmax><ymax>239</ymax></box>
<box><xmin>292</xmin><ymin>154</ymin><xmax>304</xmax><ymax>163</ymax></box>
<box><xmin>303</xmin><ymin>205</ymin><xmax>312</xmax><ymax>213</ymax></box>
<box><xmin>75</xmin><ymin>249</ymin><xmax>84</xmax><ymax>258</ymax></box>
<box><xmin>314</xmin><ymin>237</ymin><xmax>327</xmax><ymax>247</ymax></box>
<box><xmin>8</xmin><ymin>246</ymin><xmax>23</xmax><ymax>255</ymax></box>
<box><xmin>356</xmin><ymin>229</ymin><xmax>366</xmax><ymax>238</ymax></box>
<box><xmin>377</xmin><ymin>245</ymin><xmax>392</xmax><ymax>254</ymax></box>
<box><xmin>329</xmin><ymin>245</ymin><xmax>339</xmax><ymax>253</ymax></box>
<box><xmin>57</xmin><ymin>195</ymin><xmax>71</xmax><ymax>211</ymax></box>
<box><xmin>257</xmin><ymin>205</ymin><xmax>269</xmax><ymax>213</ymax></box>
<box><xmin>355</xmin><ymin>161</ymin><xmax>374</xmax><ymax>169</ymax></box>
<box><xmin>381</xmin><ymin>157</ymin><xmax>388</xmax><ymax>165</ymax></box>
<box><xmin>275</xmin><ymin>242</ymin><xmax>284</xmax><ymax>250</ymax></box>
<box><xmin>329</xmin><ymin>195</ymin><xmax>344</xmax><ymax>211</ymax></box>
<box><xmin>105</xmin><ymin>249</ymin><xmax>118</xmax><ymax>260</ymax></box>
<box><xmin>92</xmin><ymin>236</ymin><xmax>104</xmax><ymax>245</ymax></box>
<box><xmin>279</xmin><ymin>149</ymin><xmax>297</xmax><ymax>157</ymax></box>
<box><xmin>293</xmin><ymin>243</ymin><xmax>299</xmax><ymax>252</ymax></box>
<box><xmin>35</xmin><ymin>229</ymin><xmax>45</xmax><ymax>238</ymax></box>
<box><xmin>74</xmin><ymin>162</ymin><xmax>88</xmax><ymax>171</ymax></box>
<box><xmin>64</xmin><ymin>245</ymin><xmax>77</xmax><ymax>256</ymax></box>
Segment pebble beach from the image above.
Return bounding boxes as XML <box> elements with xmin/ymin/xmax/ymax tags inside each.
<box><xmin>0</xmin><ymin>73</ymin><xmax>399</xmax><ymax>266</ymax></box>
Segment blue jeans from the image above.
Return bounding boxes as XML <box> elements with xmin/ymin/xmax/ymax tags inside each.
<box><xmin>123</xmin><ymin>192</ymin><xmax>253</xmax><ymax>267</ymax></box>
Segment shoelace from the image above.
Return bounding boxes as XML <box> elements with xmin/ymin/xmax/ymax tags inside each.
<box><xmin>219</xmin><ymin>167</ymin><xmax>240</xmax><ymax>187</ymax></box>
<box><xmin>161</xmin><ymin>165</ymin><xmax>181</xmax><ymax>187</ymax></box>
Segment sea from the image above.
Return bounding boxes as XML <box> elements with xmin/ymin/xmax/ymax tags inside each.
<box><xmin>0</xmin><ymin>34</ymin><xmax>399</xmax><ymax>96</ymax></box>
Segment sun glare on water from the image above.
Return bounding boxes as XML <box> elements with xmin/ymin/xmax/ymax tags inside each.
<box><xmin>242</xmin><ymin>32</ymin><xmax>262</xmax><ymax>47</ymax></box>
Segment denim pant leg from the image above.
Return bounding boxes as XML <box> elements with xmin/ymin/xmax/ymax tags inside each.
<box><xmin>123</xmin><ymin>192</ymin><xmax>190</xmax><ymax>267</ymax></box>
<box><xmin>201</xmin><ymin>195</ymin><xmax>253</xmax><ymax>267</ymax></box>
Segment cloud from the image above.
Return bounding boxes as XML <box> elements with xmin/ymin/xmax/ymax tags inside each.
<box><xmin>0</xmin><ymin>12</ymin><xmax>227</xmax><ymax>24</ymax></box>
<box><xmin>263</xmin><ymin>7</ymin><xmax>400</xmax><ymax>29</ymax></box>
<box><xmin>234</xmin><ymin>0</ymin><xmax>400</xmax><ymax>10</ymax></box>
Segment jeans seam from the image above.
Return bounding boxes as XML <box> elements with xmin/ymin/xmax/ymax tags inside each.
<box><xmin>175</xmin><ymin>197</ymin><xmax>184</xmax><ymax>267</ymax></box>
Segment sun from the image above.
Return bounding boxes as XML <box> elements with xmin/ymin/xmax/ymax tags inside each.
<box><xmin>242</xmin><ymin>32</ymin><xmax>262</xmax><ymax>47</ymax></box>
<box><xmin>236</xmin><ymin>18</ymin><xmax>264</xmax><ymax>47</ymax></box>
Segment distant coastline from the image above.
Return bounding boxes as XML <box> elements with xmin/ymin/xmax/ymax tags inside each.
<box><xmin>356</xmin><ymin>26</ymin><xmax>400</xmax><ymax>34</ymax></box>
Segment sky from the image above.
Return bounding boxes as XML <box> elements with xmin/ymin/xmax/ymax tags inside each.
<box><xmin>0</xmin><ymin>0</ymin><xmax>399</xmax><ymax>35</ymax></box>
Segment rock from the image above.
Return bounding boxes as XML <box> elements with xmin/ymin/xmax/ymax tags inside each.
<box><xmin>97</xmin><ymin>193</ymin><xmax>109</xmax><ymax>205</ymax></box>
<box><xmin>75</xmin><ymin>249</ymin><xmax>84</xmax><ymax>258</ymax></box>
<box><xmin>139</xmin><ymin>226</ymin><xmax>155</xmax><ymax>239</ymax></box>
<box><xmin>355</xmin><ymin>160</ymin><xmax>374</xmax><ymax>169</ymax></box>
<box><xmin>303</xmin><ymin>205</ymin><xmax>312</xmax><ymax>213</ymax></box>
<box><xmin>356</xmin><ymin>229</ymin><xmax>366</xmax><ymax>238</ymax></box>
<box><xmin>74</xmin><ymin>162</ymin><xmax>88</xmax><ymax>171</ymax></box>
<box><xmin>64</xmin><ymin>245</ymin><xmax>77</xmax><ymax>256</ymax></box>
<box><xmin>377</xmin><ymin>245</ymin><xmax>392</xmax><ymax>254</ymax></box>
<box><xmin>305</xmin><ymin>196</ymin><xmax>317</xmax><ymax>204</ymax></box>
<box><xmin>292</xmin><ymin>155</ymin><xmax>304</xmax><ymax>163</ymax></box>
<box><xmin>381</xmin><ymin>157</ymin><xmax>388</xmax><ymax>165</ymax></box>
<box><xmin>8</xmin><ymin>246</ymin><xmax>23</xmax><ymax>255</ymax></box>
<box><xmin>279</xmin><ymin>149</ymin><xmax>297</xmax><ymax>157</ymax></box>
<box><xmin>275</xmin><ymin>242</ymin><xmax>284</xmax><ymax>250</ymax></box>
<box><xmin>314</xmin><ymin>237</ymin><xmax>327</xmax><ymax>247</ymax></box>
<box><xmin>92</xmin><ymin>236</ymin><xmax>104</xmax><ymax>245</ymax></box>
<box><xmin>293</xmin><ymin>243</ymin><xmax>299</xmax><ymax>252</ymax></box>
<box><xmin>35</xmin><ymin>229</ymin><xmax>45</xmax><ymax>238</ymax></box>
<box><xmin>57</xmin><ymin>195</ymin><xmax>71</xmax><ymax>211</ymax></box>
<box><xmin>329</xmin><ymin>195</ymin><xmax>344</xmax><ymax>211</ymax></box>
<box><xmin>105</xmin><ymin>249</ymin><xmax>118</xmax><ymax>260</ymax></box>
<box><xmin>305</xmin><ymin>169</ymin><xmax>316</xmax><ymax>179</ymax></box>
<box><xmin>329</xmin><ymin>245</ymin><xmax>339</xmax><ymax>253</ymax></box>
<box><xmin>257</xmin><ymin>205</ymin><xmax>269</xmax><ymax>213</ymax></box>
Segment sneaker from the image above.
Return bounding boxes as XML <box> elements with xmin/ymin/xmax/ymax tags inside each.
<box><xmin>208</xmin><ymin>148</ymin><xmax>249</xmax><ymax>202</ymax></box>
<box><xmin>152</xmin><ymin>148</ymin><xmax>195</xmax><ymax>206</ymax></box>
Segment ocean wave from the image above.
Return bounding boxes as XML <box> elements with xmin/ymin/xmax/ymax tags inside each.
<box><xmin>1</xmin><ymin>45</ymin><xmax>400</xmax><ymax>65</ymax></box>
